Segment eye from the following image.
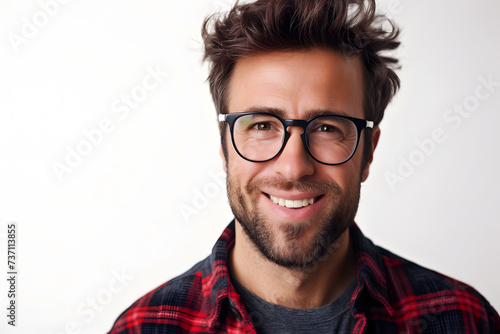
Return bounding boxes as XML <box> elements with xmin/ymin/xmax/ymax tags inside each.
<box><xmin>252</xmin><ymin>122</ymin><xmax>272</xmax><ymax>130</ymax></box>
<box><xmin>308</xmin><ymin>122</ymin><xmax>346</xmax><ymax>142</ymax></box>
<box><xmin>316</xmin><ymin>124</ymin><xmax>340</xmax><ymax>133</ymax></box>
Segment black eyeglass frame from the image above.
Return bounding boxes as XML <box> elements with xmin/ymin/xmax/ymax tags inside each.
<box><xmin>218</xmin><ymin>112</ymin><xmax>374</xmax><ymax>165</ymax></box>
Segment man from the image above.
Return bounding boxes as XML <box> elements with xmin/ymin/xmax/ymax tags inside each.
<box><xmin>109</xmin><ymin>0</ymin><xmax>500</xmax><ymax>333</ymax></box>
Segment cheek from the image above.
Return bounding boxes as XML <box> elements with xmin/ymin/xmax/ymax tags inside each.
<box><xmin>226</xmin><ymin>150</ymin><xmax>262</xmax><ymax>186</ymax></box>
<box><xmin>319</xmin><ymin>162</ymin><xmax>362</xmax><ymax>191</ymax></box>
<box><xmin>338</xmin><ymin>141</ymin><xmax>366</xmax><ymax>184</ymax></box>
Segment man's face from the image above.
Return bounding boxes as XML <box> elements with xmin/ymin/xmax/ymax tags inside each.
<box><xmin>223</xmin><ymin>48</ymin><xmax>378</xmax><ymax>269</ymax></box>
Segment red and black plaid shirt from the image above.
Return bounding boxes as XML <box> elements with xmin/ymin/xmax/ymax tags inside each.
<box><xmin>108</xmin><ymin>221</ymin><xmax>500</xmax><ymax>333</ymax></box>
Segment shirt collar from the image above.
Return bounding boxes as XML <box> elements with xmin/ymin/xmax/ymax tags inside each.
<box><xmin>349</xmin><ymin>222</ymin><xmax>395</xmax><ymax>316</ymax></box>
<box><xmin>203</xmin><ymin>220</ymin><xmax>394</xmax><ymax>330</ymax></box>
<box><xmin>203</xmin><ymin>221</ymin><xmax>254</xmax><ymax>331</ymax></box>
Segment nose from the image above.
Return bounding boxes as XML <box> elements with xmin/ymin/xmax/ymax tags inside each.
<box><xmin>271</xmin><ymin>127</ymin><xmax>315</xmax><ymax>180</ymax></box>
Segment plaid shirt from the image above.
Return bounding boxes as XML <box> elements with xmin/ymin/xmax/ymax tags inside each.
<box><xmin>108</xmin><ymin>221</ymin><xmax>500</xmax><ymax>333</ymax></box>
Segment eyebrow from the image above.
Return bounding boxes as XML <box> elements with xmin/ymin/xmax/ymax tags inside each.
<box><xmin>240</xmin><ymin>106</ymin><xmax>349</xmax><ymax>119</ymax></box>
<box><xmin>241</xmin><ymin>107</ymin><xmax>287</xmax><ymax>118</ymax></box>
<box><xmin>303</xmin><ymin>109</ymin><xmax>349</xmax><ymax>119</ymax></box>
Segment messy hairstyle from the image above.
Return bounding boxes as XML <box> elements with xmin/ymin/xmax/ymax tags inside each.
<box><xmin>202</xmin><ymin>0</ymin><xmax>400</xmax><ymax>165</ymax></box>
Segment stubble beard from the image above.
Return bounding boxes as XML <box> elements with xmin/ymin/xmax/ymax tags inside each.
<box><xmin>227</xmin><ymin>172</ymin><xmax>361</xmax><ymax>270</ymax></box>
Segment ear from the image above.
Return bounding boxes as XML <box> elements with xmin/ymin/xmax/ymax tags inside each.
<box><xmin>361</xmin><ymin>126</ymin><xmax>380</xmax><ymax>182</ymax></box>
<box><xmin>220</xmin><ymin>144</ymin><xmax>227</xmax><ymax>173</ymax></box>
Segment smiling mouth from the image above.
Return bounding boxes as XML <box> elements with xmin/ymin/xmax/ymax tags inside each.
<box><xmin>265</xmin><ymin>194</ymin><xmax>322</xmax><ymax>209</ymax></box>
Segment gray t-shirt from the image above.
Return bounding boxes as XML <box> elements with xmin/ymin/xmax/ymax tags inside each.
<box><xmin>231</xmin><ymin>277</ymin><xmax>356</xmax><ymax>333</ymax></box>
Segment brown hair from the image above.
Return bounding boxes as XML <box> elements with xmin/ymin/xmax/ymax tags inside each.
<box><xmin>202</xmin><ymin>0</ymin><xmax>400</xmax><ymax>165</ymax></box>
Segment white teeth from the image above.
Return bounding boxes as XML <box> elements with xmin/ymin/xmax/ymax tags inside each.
<box><xmin>269</xmin><ymin>195</ymin><xmax>316</xmax><ymax>208</ymax></box>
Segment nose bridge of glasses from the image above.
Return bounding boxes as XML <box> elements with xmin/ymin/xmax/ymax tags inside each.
<box><xmin>280</xmin><ymin>119</ymin><xmax>309</xmax><ymax>153</ymax></box>
<box><xmin>283</xmin><ymin>119</ymin><xmax>308</xmax><ymax>134</ymax></box>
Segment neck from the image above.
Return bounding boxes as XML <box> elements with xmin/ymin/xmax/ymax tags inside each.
<box><xmin>229</xmin><ymin>221</ymin><xmax>356</xmax><ymax>309</ymax></box>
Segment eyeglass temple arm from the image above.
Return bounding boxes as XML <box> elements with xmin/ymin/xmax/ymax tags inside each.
<box><xmin>366</xmin><ymin>120</ymin><xmax>374</xmax><ymax>128</ymax></box>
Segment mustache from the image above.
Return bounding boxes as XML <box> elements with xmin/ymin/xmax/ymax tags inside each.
<box><xmin>246</xmin><ymin>176</ymin><xmax>341</xmax><ymax>194</ymax></box>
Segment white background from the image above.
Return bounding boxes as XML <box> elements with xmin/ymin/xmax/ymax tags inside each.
<box><xmin>1</xmin><ymin>0</ymin><xmax>499</xmax><ymax>333</ymax></box>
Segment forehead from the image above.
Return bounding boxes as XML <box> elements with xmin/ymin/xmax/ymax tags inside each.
<box><xmin>227</xmin><ymin>48</ymin><xmax>365</xmax><ymax>119</ymax></box>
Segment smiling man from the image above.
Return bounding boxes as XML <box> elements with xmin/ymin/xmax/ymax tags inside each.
<box><xmin>224</xmin><ymin>50</ymin><xmax>367</xmax><ymax>312</ymax></box>
<box><xmin>108</xmin><ymin>0</ymin><xmax>499</xmax><ymax>333</ymax></box>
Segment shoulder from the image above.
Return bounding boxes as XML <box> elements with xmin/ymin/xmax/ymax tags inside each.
<box><xmin>376</xmin><ymin>245</ymin><xmax>500</xmax><ymax>332</ymax></box>
<box><xmin>378</xmin><ymin>245</ymin><xmax>481</xmax><ymax>297</ymax></box>
<box><xmin>107</xmin><ymin>222</ymin><xmax>237</xmax><ymax>333</ymax></box>
<box><xmin>107</xmin><ymin>258</ymin><xmax>210</xmax><ymax>334</ymax></box>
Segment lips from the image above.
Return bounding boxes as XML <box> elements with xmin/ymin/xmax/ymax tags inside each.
<box><xmin>266</xmin><ymin>194</ymin><xmax>321</xmax><ymax>209</ymax></box>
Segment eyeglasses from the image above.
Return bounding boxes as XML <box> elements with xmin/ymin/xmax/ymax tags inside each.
<box><xmin>218</xmin><ymin>112</ymin><xmax>374</xmax><ymax>165</ymax></box>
